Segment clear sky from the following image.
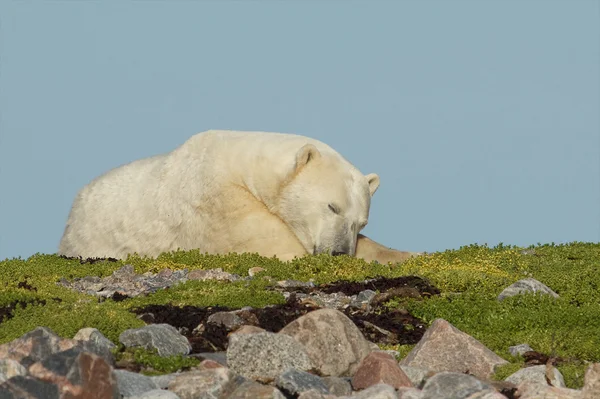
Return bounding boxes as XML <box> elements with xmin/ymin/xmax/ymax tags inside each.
<box><xmin>1</xmin><ymin>1</ymin><xmax>598</xmax><ymax>261</ymax></box>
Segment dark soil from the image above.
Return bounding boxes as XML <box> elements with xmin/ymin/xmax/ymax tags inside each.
<box><xmin>131</xmin><ymin>275</ymin><xmax>437</xmax><ymax>353</ymax></box>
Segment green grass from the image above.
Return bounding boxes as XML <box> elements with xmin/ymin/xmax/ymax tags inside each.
<box><xmin>1</xmin><ymin>241</ymin><xmax>599</xmax><ymax>387</ymax></box>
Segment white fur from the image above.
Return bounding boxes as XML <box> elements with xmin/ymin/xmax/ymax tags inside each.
<box><xmin>59</xmin><ymin>130</ymin><xmax>381</xmax><ymax>260</ymax></box>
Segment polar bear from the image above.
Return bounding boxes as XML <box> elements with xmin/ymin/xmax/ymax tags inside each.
<box><xmin>58</xmin><ymin>130</ymin><xmax>420</xmax><ymax>263</ymax></box>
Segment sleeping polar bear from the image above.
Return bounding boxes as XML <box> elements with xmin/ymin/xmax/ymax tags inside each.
<box><xmin>58</xmin><ymin>130</ymin><xmax>420</xmax><ymax>264</ymax></box>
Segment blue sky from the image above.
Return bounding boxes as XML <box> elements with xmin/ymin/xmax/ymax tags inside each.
<box><xmin>1</xmin><ymin>1</ymin><xmax>598</xmax><ymax>261</ymax></box>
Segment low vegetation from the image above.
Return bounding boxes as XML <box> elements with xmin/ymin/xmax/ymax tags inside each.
<box><xmin>1</xmin><ymin>241</ymin><xmax>598</xmax><ymax>388</ymax></box>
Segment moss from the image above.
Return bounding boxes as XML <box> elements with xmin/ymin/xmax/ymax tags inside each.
<box><xmin>115</xmin><ymin>348</ymin><xmax>201</xmax><ymax>375</ymax></box>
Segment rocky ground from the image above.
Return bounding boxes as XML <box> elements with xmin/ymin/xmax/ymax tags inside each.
<box><xmin>1</xmin><ymin>261</ymin><xmax>599</xmax><ymax>398</ymax></box>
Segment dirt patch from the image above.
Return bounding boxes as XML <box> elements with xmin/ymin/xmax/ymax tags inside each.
<box><xmin>131</xmin><ymin>275</ymin><xmax>436</xmax><ymax>353</ymax></box>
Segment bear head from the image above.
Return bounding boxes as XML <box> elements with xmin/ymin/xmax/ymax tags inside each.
<box><xmin>276</xmin><ymin>143</ymin><xmax>380</xmax><ymax>257</ymax></box>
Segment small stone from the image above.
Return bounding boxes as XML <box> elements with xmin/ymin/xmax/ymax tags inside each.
<box><xmin>187</xmin><ymin>268</ymin><xmax>239</xmax><ymax>281</ymax></box>
<box><xmin>275</xmin><ymin>368</ymin><xmax>329</xmax><ymax>396</ymax></box>
<box><xmin>119</xmin><ymin>324</ymin><xmax>191</xmax><ymax>357</ymax></box>
<box><xmin>277</xmin><ymin>280</ymin><xmax>316</xmax><ymax>289</ymax></box>
<box><xmin>508</xmin><ymin>344</ymin><xmax>533</xmax><ymax>357</ymax></box>
<box><xmin>505</xmin><ymin>364</ymin><xmax>566</xmax><ymax>387</ymax></box>
<box><xmin>114</xmin><ymin>369</ymin><xmax>159</xmax><ymax>397</ymax></box>
<box><xmin>342</xmin><ymin>383</ymin><xmax>398</xmax><ymax>399</ymax></box>
<box><xmin>207</xmin><ymin>312</ymin><xmax>245</xmax><ymax>331</ymax></box>
<box><xmin>228</xmin><ymin>381</ymin><xmax>286</xmax><ymax>399</ymax></box>
<box><xmin>279</xmin><ymin>308</ymin><xmax>374</xmax><ymax>377</ymax></box>
<box><xmin>73</xmin><ymin>327</ymin><xmax>117</xmax><ymax>365</ymax></box>
<box><xmin>168</xmin><ymin>368</ymin><xmax>241</xmax><ymax>399</ymax></box>
<box><xmin>322</xmin><ymin>377</ymin><xmax>352</xmax><ymax>396</ymax></box>
<box><xmin>197</xmin><ymin>359</ymin><xmax>224</xmax><ymax>370</ymax></box>
<box><xmin>497</xmin><ymin>278</ymin><xmax>559</xmax><ymax>301</ymax></box>
<box><xmin>195</xmin><ymin>352</ymin><xmax>228</xmax><ymax>367</ymax></box>
<box><xmin>248</xmin><ymin>267</ymin><xmax>266</xmax><ymax>277</ymax></box>
<box><xmin>227</xmin><ymin>331</ymin><xmax>314</xmax><ymax>382</ymax></box>
<box><xmin>420</xmin><ymin>372</ymin><xmax>495</xmax><ymax>399</ymax></box>
<box><xmin>0</xmin><ymin>359</ymin><xmax>28</xmax><ymax>384</ymax></box>
<box><xmin>352</xmin><ymin>351</ymin><xmax>413</xmax><ymax>390</ymax></box>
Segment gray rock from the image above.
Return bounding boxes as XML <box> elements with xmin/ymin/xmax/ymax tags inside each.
<box><xmin>115</xmin><ymin>369</ymin><xmax>160</xmax><ymax>397</ymax></box>
<box><xmin>516</xmin><ymin>381</ymin><xmax>583</xmax><ymax>398</ymax></box>
<box><xmin>322</xmin><ymin>377</ymin><xmax>352</xmax><ymax>396</ymax></box>
<box><xmin>207</xmin><ymin>312</ymin><xmax>245</xmax><ymax>331</ymax></box>
<box><xmin>73</xmin><ymin>327</ymin><xmax>117</xmax><ymax>365</ymax></box>
<box><xmin>497</xmin><ymin>278</ymin><xmax>559</xmax><ymax>301</ymax></box>
<box><xmin>0</xmin><ymin>375</ymin><xmax>60</xmax><ymax>399</ymax></box>
<box><xmin>397</xmin><ymin>387</ymin><xmax>425</xmax><ymax>399</ymax></box>
<box><xmin>125</xmin><ymin>389</ymin><xmax>181</xmax><ymax>399</ymax></box>
<box><xmin>399</xmin><ymin>365</ymin><xmax>434</xmax><ymax>389</ymax></box>
<box><xmin>339</xmin><ymin>383</ymin><xmax>398</xmax><ymax>398</ymax></box>
<box><xmin>350</xmin><ymin>289</ymin><xmax>377</xmax><ymax>309</ymax></box>
<box><xmin>150</xmin><ymin>373</ymin><xmax>181</xmax><ymax>390</ymax></box>
<box><xmin>505</xmin><ymin>364</ymin><xmax>566</xmax><ymax>387</ymax></box>
<box><xmin>275</xmin><ymin>368</ymin><xmax>329</xmax><ymax>396</ymax></box>
<box><xmin>0</xmin><ymin>359</ymin><xmax>27</xmax><ymax>384</ymax></box>
<box><xmin>421</xmin><ymin>372</ymin><xmax>494</xmax><ymax>399</ymax></box>
<box><xmin>227</xmin><ymin>331</ymin><xmax>314</xmax><ymax>382</ymax></box>
<box><xmin>508</xmin><ymin>344</ymin><xmax>533</xmax><ymax>357</ymax></box>
<box><xmin>279</xmin><ymin>308</ymin><xmax>374</xmax><ymax>377</ymax></box>
<box><xmin>119</xmin><ymin>324</ymin><xmax>191</xmax><ymax>357</ymax></box>
<box><xmin>465</xmin><ymin>390</ymin><xmax>508</xmax><ymax>398</ymax></box>
<box><xmin>194</xmin><ymin>352</ymin><xmax>228</xmax><ymax>366</ymax></box>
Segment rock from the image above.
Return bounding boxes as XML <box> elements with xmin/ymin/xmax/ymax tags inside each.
<box><xmin>150</xmin><ymin>373</ymin><xmax>181</xmax><ymax>389</ymax></box>
<box><xmin>0</xmin><ymin>375</ymin><xmax>60</xmax><ymax>399</ymax></box>
<box><xmin>207</xmin><ymin>312</ymin><xmax>245</xmax><ymax>332</ymax></box>
<box><xmin>351</xmin><ymin>351</ymin><xmax>413</xmax><ymax>390</ymax></box>
<box><xmin>465</xmin><ymin>390</ymin><xmax>509</xmax><ymax>398</ymax></box>
<box><xmin>226</xmin><ymin>331</ymin><xmax>314</xmax><ymax>382</ymax></box>
<box><xmin>582</xmin><ymin>363</ymin><xmax>600</xmax><ymax>399</ymax></box>
<box><xmin>27</xmin><ymin>346</ymin><xmax>120</xmax><ymax>398</ymax></box>
<box><xmin>73</xmin><ymin>327</ymin><xmax>117</xmax><ymax>365</ymax></box>
<box><xmin>322</xmin><ymin>377</ymin><xmax>353</xmax><ymax>396</ymax></box>
<box><xmin>114</xmin><ymin>369</ymin><xmax>160</xmax><ymax>397</ymax></box>
<box><xmin>497</xmin><ymin>278</ymin><xmax>559</xmax><ymax>301</ymax></box>
<box><xmin>397</xmin><ymin>387</ymin><xmax>425</xmax><ymax>399</ymax></box>
<box><xmin>399</xmin><ymin>365</ymin><xmax>434</xmax><ymax>389</ymax></box>
<box><xmin>279</xmin><ymin>308</ymin><xmax>374</xmax><ymax>377</ymax></box>
<box><xmin>119</xmin><ymin>324</ymin><xmax>192</xmax><ymax>357</ymax></box>
<box><xmin>420</xmin><ymin>372</ymin><xmax>495</xmax><ymax>399</ymax></box>
<box><xmin>399</xmin><ymin>319</ymin><xmax>509</xmax><ymax>379</ymax></box>
<box><xmin>228</xmin><ymin>380</ymin><xmax>286</xmax><ymax>398</ymax></box>
<box><xmin>297</xmin><ymin>390</ymin><xmax>338</xmax><ymax>399</ymax></box>
<box><xmin>340</xmin><ymin>383</ymin><xmax>398</xmax><ymax>399</ymax></box>
<box><xmin>275</xmin><ymin>368</ymin><xmax>329</xmax><ymax>396</ymax></box>
<box><xmin>195</xmin><ymin>352</ymin><xmax>228</xmax><ymax>366</ymax></box>
<box><xmin>168</xmin><ymin>368</ymin><xmax>242</xmax><ymax>399</ymax></box>
<box><xmin>230</xmin><ymin>325</ymin><xmax>267</xmax><ymax>335</ymax></box>
<box><xmin>197</xmin><ymin>359</ymin><xmax>225</xmax><ymax>370</ymax></box>
<box><xmin>349</xmin><ymin>289</ymin><xmax>377</xmax><ymax>310</ymax></box>
<box><xmin>516</xmin><ymin>381</ymin><xmax>583</xmax><ymax>398</ymax></box>
<box><xmin>0</xmin><ymin>359</ymin><xmax>28</xmax><ymax>384</ymax></box>
<box><xmin>187</xmin><ymin>268</ymin><xmax>239</xmax><ymax>282</ymax></box>
<box><xmin>126</xmin><ymin>389</ymin><xmax>181</xmax><ymax>399</ymax></box>
<box><xmin>508</xmin><ymin>343</ymin><xmax>533</xmax><ymax>357</ymax></box>
<box><xmin>0</xmin><ymin>326</ymin><xmax>78</xmax><ymax>367</ymax></box>
<box><xmin>248</xmin><ymin>267</ymin><xmax>266</xmax><ymax>277</ymax></box>
<box><xmin>505</xmin><ymin>364</ymin><xmax>566</xmax><ymax>387</ymax></box>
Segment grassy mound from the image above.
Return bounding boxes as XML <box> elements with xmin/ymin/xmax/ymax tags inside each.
<box><xmin>1</xmin><ymin>241</ymin><xmax>598</xmax><ymax>388</ymax></box>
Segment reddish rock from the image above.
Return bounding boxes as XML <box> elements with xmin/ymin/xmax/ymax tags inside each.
<box><xmin>230</xmin><ymin>325</ymin><xmax>266</xmax><ymax>336</ymax></box>
<box><xmin>516</xmin><ymin>381</ymin><xmax>582</xmax><ymax>398</ymax></box>
<box><xmin>28</xmin><ymin>347</ymin><xmax>119</xmax><ymax>398</ymax></box>
<box><xmin>0</xmin><ymin>327</ymin><xmax>78</xmax><ymax>367</ymax></box>
<box><xmin>351</xmin><ymin>351</ymin><xmax>413</xmax><ymax>390</ymax></box>
<box><xmin>399</xmin><ymin>318</ymin><xmax>508</xmax><ymax>379</ymax></box>
<box><xmin>197</xmin><ymin>359</ymin><xmax>224</xmax><ymax>370</ymax></box>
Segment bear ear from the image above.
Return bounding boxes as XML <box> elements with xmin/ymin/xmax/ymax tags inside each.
<box><xmin>366</xmin><ymin>173</ymin><xmax>380</xmax><ymax>196</ymax></box>
<box><xmin>294</xmin><ymin>144</ymin><xmax>321</xmax><ymax>172</ymax></box>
